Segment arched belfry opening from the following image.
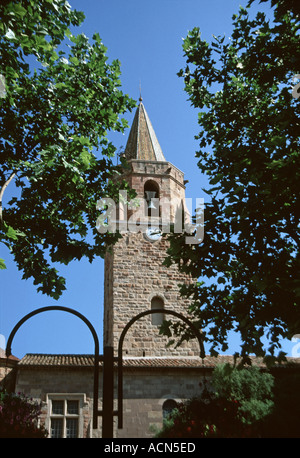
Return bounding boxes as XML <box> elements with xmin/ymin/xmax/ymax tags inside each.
<box><xmin>144</xmin><ymin>180</ymin><xmax>160</xmax><ymax>217</ymax></box>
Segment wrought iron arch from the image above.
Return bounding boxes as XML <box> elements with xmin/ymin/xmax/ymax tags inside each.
<box><xmin>5</xmin><ymin>306</ymin><xmax>100</xmax><ymax>429</ymax></box>
<box><xmin>117</xmin><ymin>308</ymin><xmax>205</xmax><ymax>428</ymax></box>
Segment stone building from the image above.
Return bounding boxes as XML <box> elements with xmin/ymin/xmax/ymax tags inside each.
<box><xmin>14</xmin><ymin>353</ymin><xmax>212</xmax><ymax>438</ymax></box>
<box><xmin>2</xmin><ymin>99</ymin><xmax>299</xmax><ymax>438</ymax></box>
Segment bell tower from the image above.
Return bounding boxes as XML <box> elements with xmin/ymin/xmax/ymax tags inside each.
<box><xmin>103</xmin><ymin>98</ymin><xmax>199</xmax><ymax>357</ymax></box>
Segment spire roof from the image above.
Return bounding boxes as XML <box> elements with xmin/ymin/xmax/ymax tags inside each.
<box><xmin>124</xmin><ymin>99</ymin><xmax>166</xmax><ymax>162</ymax></box>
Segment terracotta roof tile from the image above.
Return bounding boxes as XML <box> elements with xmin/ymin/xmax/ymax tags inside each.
<box><xmin>19</xmin><ymin>354</ymin><xmax>95</xmax><ymax>367</ymax></box>
<box><xmin>18</xmin><ymin>354</ymin><xmax>300</xmax><ymax>370</ymax></box>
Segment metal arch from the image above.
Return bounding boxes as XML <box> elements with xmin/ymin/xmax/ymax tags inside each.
<box><xmin>117</xmin><ymin>308</ymin><xmax>205</xmax><ymax>428</ymax></box>
<box><xmin>5</xmin><ymin>306</ymin><xmax>100</xmax><ymax>429</ymax></box>
<box><xmin>6</xmin><ymin>306</ymin><xmax>206</xmax><ymax>435</ymax></box>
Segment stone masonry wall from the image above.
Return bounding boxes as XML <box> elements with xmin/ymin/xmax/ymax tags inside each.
<box><xmin>114</xmin><ymin>368</ymin><xmax>205</xmax><ymax>438</ymax></box>
<box><xmin>15</xmin><ymin>365</ymin><xmax>206</xmax><ymax>438</ymax></box>
<box><xmin>104</xmin><ymin>158</ymin><xmax>200</xmax><ymax>358</ymax></box>
<box><xmin>104</xmin><ymin>231</ymin><xmax>200</xmax><ymax>357</ymax></box>
<box><xmin>15</xmin><ymin>367</ymin><xmax>97</xmax><ymax>438</ymax></box>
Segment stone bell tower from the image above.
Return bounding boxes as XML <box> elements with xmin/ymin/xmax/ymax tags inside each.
<box><xmin>103</xmin><ymin>98</ymin><xmax>199</xmax><ymax>357</ymax></box>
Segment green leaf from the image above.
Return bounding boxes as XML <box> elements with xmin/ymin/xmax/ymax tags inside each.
<box><xmin>13</xmin><ymin>4</ymin><xmax>27</xmax><ymax>18</ymax></box>
<box><xmin>69</xmin><ymin>56</ymin><xmax>79</xmax><ymax>65</ymax></box>
<box><xmin>159</xmin><ymin>320</ymin><xmax>173</xmax><ymax>338</ymax></box>
<box><xmin>78</xmin><ymin>136</ymin><xmax>91</xmax><ymax>146</ymax></box>
<box><xmin>80</xmin><ymin>150</ymin><xmax>92</xmax><ymax>168</ymax></box>
<box><xmin>5</xmin><ymin>225</ymin><xmax>19</xmax><ymax>240</ymax></box>
<box><xmin>0</xmin><ymin>258</ymin><xmax>6</xmax><ymax>270</ymax></box>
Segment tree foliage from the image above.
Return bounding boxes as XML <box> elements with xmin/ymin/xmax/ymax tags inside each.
<box><xmin>165</xmin><ymin>0</ymin><xmax>300</xmax><ymax>355</ymax></box>
<box><xmin>0</xmin><ymin>389</ymin><xmax>47</xmax><ymax>438</ymax></box>
<box><xmin>156</xmin><ymin>396</ymin><xmax>246</xmax><ymax>438</ymax></box>
<box><xmin>156</xmin><ymin>363</ymin><xmax>274</xmax><ymax>438</ymax></box>
<box><xmin>0</xmin><ymin>0</ymin><xmax>136</xmax><ymax>298</ymax></box>
<box><xmin>212</xmin><ymin>362</ymin><xmax>274</xmax><ymax>424</ymax></box>
<box><xmin>156</xmin><ymin>361</ymin><xmax>300</xmax><ymax>438</ymax></box>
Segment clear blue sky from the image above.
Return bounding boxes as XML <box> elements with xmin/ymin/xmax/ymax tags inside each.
<box><xmin>1</xmin><ymin>0</ymin><xmax>295</xmax><ymax>359</ymax></box>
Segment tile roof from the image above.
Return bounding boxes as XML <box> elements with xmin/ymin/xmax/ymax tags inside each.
<box><xmin>18</xmin><ymin>354</ymin><xmax>95</xmax><ymax>367</ymax></box>
<box><xmin>17</xmin><ymin>354</ymin><xmax>300</xmax><ymax>370</ymax></box>
<box><xmin>124</xmin><ymin>100</ymin><xmax>166</xmax><ymax>162</ymax></box>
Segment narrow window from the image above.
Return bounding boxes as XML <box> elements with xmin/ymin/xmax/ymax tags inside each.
<box><xmin>151</xmin><ymin>296</ymin><xmax>164</xmax><ymax>326</ymax></box>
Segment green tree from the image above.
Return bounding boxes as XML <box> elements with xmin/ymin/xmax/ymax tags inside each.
<box><xmin>0</xmin><ymin>0</ymin><xmax>135</xmax><ymax>298</ymax></box>
<box><xmin>165</xmin><ymin>0</ymin><xmax>300</xmax><ymax>356</ymax></box>
<box><xmin>211</xmin><ymin>362</ymin><xmax>274</xmax><ymax>425</ymax></box>
<box><xmin>156</xmin><ymin>363</ymin><xmax>274</xmax><ymax>438</ymax></box>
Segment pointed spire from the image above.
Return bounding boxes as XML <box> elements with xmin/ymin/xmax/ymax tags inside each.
<box><xmin>124</xmin><ymin>100</ymin><xmax>166</xmax><ymax>162</ymax></box>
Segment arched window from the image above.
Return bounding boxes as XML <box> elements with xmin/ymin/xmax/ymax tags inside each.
<box><xmin>144</xmin><ymin>180</ymin><xmax>160</xmax><ymax>217</ymax></box>
<box><xmin>162</xmin><ymin>399</ymin><xmax>177</xmax><ymax>420</ymax></box>
<box><xmin>151</xmin><ymin>296</ymin><xmax>164</xmax><ymax>326</ymax></box>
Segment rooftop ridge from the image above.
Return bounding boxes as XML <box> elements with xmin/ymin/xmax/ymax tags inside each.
<box><xmin>17</xmin><ymin>353</ymin><xmax>300</xmax><ymax>369</ymax></box>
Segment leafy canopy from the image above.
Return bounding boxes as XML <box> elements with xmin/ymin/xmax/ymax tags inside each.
<box><xmin>156</xmin><ymin>362</ymin><xmax>275</xmax><ymax>438</ymax></box>
<box><xmin>0</xmin><ymin>0</ymin><xmax>136</xmax><ymax>298</ymax></box>
<box><xmin>165</xmin><ymin>0</ymin><xmax>300</xmax><ymax>356</ymax></box>
<box><xmin>212</xmin><ymin>362</ymin><xmax>274</xmax><ymax>424</ymax></box>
